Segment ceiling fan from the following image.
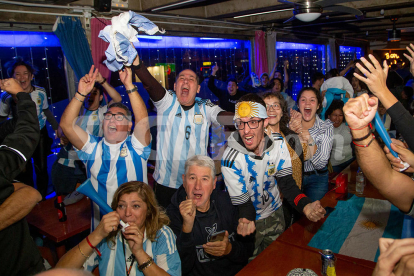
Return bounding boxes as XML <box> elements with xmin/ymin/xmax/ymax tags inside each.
<box><xmin>278</xmin><ymin>0</ymin><xmax>364</xmax><ymax>23</ymax></box>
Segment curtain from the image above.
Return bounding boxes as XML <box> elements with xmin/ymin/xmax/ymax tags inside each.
<box><xmin>266</xmin><ymin>31</ymin><xmax>277</xmax><ymax>74</ymax></box>
<box><xmin>91</xmin><ymin>18</ymin><xmax>111</xmax><ymax>80</ymax></box>
<box><xmin>53</xmin><ymin>16</ymin><xmax>94</xmax><ymax>80</ymax></box>
<box><xmin>327</xmin><ymin>38</ymin><xmax>337</xmax><ymax>71</ymax></box>
<box><xmin>254</xmin><ymin>30</ymin><xmax>268</xmax><ymax>76</ymax></box>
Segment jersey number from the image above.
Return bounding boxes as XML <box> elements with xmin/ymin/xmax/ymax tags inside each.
<box><xmin>185</xmin><ymin>126</ymin><xmax>191</xmax><ymax>140</ymax></box>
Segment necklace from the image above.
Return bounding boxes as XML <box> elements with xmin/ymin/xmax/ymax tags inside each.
<box><xmin>121</xmin><ymin>235</ymin><xmax>136</xmax><ymax>276</ymax></box>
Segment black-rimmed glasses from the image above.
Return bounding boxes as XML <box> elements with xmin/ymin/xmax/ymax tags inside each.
<box><xmin>234</xmin><ymin>119</ymin><xmax>263</xmax><ymax>130</ymax></box>
<box><xmin>103</xmin><ymin>112</ymin><xmax>129</xmax><ymax>121</ymax></box>
<box><xmin>266</xmin><ymin>103</ymin><xmax>281</xmax><ymax>110</ymax></box>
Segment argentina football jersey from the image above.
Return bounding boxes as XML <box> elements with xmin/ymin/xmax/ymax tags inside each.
<box><xmin>76</xmin><ymin>134</ymin><xmax>151</xmax><ymax>230</ymax></box>
<box><xmin>222</xmin><ymin>133</ymin><xmax>293</xmax><ymax>220</ymax></box>
<box><xmin>77</xmin><ymin>105</ymin><xmax>108</xmax><ymax>137</ymax></box>
<box><xmin>153</xmin><ymin>90</ymin><xmax>223</xmax><ymax>189</ymax></box>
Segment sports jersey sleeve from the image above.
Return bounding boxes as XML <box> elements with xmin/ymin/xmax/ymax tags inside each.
<box><xmin>154</xmin><ymin>226</ymin><xmax>181</xmax><ymax>276</ymax></box>
<box><xmin>274</xmin><ymin>141</ymin><xmax>293</xmax><ymax>178</ymax></box>
<box><xmin>310</xmin><ymin>121</ymin><xmax>333</xmax><ymax>170</ymax></box>
<box><xmin>153</xmin><ymin>90</ymin><xmax>175</xmax><ymax>113</ymax></box>
<box><xmin>205</xmin><ymin>100</ymin><xmax>224</xmax><ymax>128</ymax></box>
<box><xmin>131</xmin><ymin>134</ymin><xmax>151</xmax><ymax>161</ymax></box>
<box><xmin>74</xmin><ymin>134</ymin><xmax>101</xmax><ymax>162</ymax></box>
<box><xmin>221</xmin><ymin>148</ymin><xmax>249</xmax><ymax>206</ymax></box>
<box><xmin>40</xmin><ymin>90</ymin><xmax>49</xmax><ymax>109</ymax></box>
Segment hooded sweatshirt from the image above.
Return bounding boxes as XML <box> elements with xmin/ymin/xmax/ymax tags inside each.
<box><xmin>166</xmin><ymin>186</ymin><xmax>254</xmax><ymax>276</ymax></box>
<box><xmin>221</xmin><ymin>132</ymin><xmax>312</xmax><ymax>221</ymax></box>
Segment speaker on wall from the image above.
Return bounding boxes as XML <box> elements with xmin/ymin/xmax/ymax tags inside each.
<box><xmin>94</xmin><ymin>0</ymin><xmax>111</xmax><ymax>12</ymax></box>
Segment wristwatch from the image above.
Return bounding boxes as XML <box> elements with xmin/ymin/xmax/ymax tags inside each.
<box><xmin>126</xmin><ymin>85</ymin><xmax>138</xmax><ymax>94</ymax></box>
<box><xmin>308</xmin><ymin>140</ymin><xmax>315</xmax><ymax>146</ymax></box>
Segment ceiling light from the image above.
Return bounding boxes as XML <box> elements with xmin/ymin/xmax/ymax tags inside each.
<box><xmin>295</xmin><ymin>13</ymin><xmax>321</xmax><ymax>22</ymax></box>
<box><xmin>388</xmin><ymin>29</ymin><xmax>401</xmax><ymax>42</ymax></box>
<box><xmin>234</xmin><ymin>8</ymin><xmax>293</xmax><ymax>19</ymax></box>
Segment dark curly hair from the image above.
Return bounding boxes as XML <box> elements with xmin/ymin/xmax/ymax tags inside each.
<box><xmin>262</xmin><ymin>92</ymin><xmax>290</xmax><ymax>134</ymax></box>
<box><xmin>296</xmin><ymin>87</ymin><xmax>323</xmax><ymax>114</ymax></box>
<box><xmin>269</xmin><ymin>78</ymin><xmax>284</xmax><ymax>92</ymax></box>
<box><xmin>325</xmin><ymin>100</ymin><xmax>345</xmax><ymax>123</ymax></box>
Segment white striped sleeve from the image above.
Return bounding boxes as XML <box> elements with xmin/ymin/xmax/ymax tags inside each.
<box><xmin>310</xmin><ymin>121</ymin><xmax>334</xmax><ymax>170</ymax></box>
<box><xmin>155</xmin><ymin>226</ymin><xmax>181</xmax><ymax>276</ymax></box>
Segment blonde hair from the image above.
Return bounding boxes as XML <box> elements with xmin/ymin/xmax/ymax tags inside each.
<box><xmin>107</xmin><ymin>181</ymin><xmax>169</xmax><ymax>245</ymax></box>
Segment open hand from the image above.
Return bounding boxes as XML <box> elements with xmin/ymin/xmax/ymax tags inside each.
<box><xmin>403</xmin><ymin>43</ymin><xmax>414</xmax><ymax>76</ymax></box>
<box><xmin>354</xmin><ymin>55</ymin><xmax>388</xmax><ymax>97</ymax></box>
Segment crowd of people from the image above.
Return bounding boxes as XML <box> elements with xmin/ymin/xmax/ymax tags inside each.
<box><xmin>1</xmin><ymin>42</ymin><xmax>414</xmax><ymax>276</ymax></box>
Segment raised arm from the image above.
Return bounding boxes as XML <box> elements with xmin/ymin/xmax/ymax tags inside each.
<box><xmin>344</xmin><ymin>94</ymin><xmax>414</xmax><ymax>213</ymax></box>
<box><xmin>119</xmin><ymin>67</ymin><xmax>150</xmax><ymax>146</ymax></box>
<box><xmin>60</xmin><ymin>66</ymin><xmax>98</xmax><ymax>150</ymax></box>
<box><xmin>283</xmin><ymin>60</ymin><xmax>289</xmax><ymax>88</ymax></box>
<box><xmin>96</xmin><ymin>71</ymin><xmax>122</xmax><ymax>104</ymax></box>
<box><xmin>207</xmin><ymin>65</ymin><xmax>223</xmax><ymax>99</ymax></box>
<box><xmin>354</xmin><ymin>54</ymin><xmax>414</xmax><ymax>150</ymax></box>
<box><xmin>0</xmin><ymin>183</ymin><xmax>41</xmax><ymax>231</ymax></box>
<box><xmin>132</xmin><ymin>55</ymin><xmax>166</xmax><ymax>102</ymax></box>
<box><xmin>270</xmin><ymin>58</ymin><xmax>278</xmax><ymax>80</ymax></box>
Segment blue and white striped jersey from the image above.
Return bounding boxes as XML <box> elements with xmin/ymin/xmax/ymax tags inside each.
<box><xmin>76</xmin><ymin>105</ymin><xmax>108</xmax><ymax>137</ymax></box>
<box><xmin>221</xmin><ymin>132</ymin><xmax>293</xmax><ymax>220</ymax></box>
<box><xmin>76</xmin><ymin>134</ymin><xmax>151</xmax><ymax>230</ymax></box>
<box><xmin>153</xmin><ymin>90</ymin><xmax>223</xmax><ymax>189</ymax></box>
<box><xmin>85</xmin><ymin>225</ymin><xmax>181</xmax><ymax>276</ymax></box>
<box><xmin>0</xmin><ymin>86</ymin><xmax>48</xmax><ymax>129</ymax></box>
<box><xmin>304</xmin><ymin>116</ymin><xmax>333</xmax><ymax>172</ymax></box>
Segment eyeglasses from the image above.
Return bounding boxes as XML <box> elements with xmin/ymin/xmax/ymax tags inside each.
<box><xmin>266</xmin><ymin>104</ymin><xmax>281</xmax><ymax>110</ymax></box>
<box><xmin>234</xmin><ymin>119</ymin><xmax>263</xmax><ymax>130</ymax></box>
<box><xmin>103</xmin><ymin>112</ymin><xmax>129</xmax><ymax>121</ymax></box>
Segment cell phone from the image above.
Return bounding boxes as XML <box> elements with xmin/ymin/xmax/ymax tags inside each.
<box><xmin>210</xmin><ymin>230</ymin><xmax>226</xmax><ymax>242</ymax></box>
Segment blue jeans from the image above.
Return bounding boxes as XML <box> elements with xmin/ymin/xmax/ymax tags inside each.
<box><xmin>303</xmin><ymin>169</ymin><xmax>329</xmax><ymax>201</ymax></box>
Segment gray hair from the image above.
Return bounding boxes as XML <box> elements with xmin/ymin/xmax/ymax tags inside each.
<box><xmin>184</xmin><ymin>155</ymin><xmax>216</xmax><ymax>179</ymax></box>
<box><xmin>107</xmin><ymin>102</ymin><xmax>132</xmax><ymax>121</ymax></box>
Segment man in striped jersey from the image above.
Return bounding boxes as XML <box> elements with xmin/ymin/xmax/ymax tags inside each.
<box><xmin>132</xmin><ymin>55</ymin><xmax>233</xmax><ymax>208</ymax></box>
<box><xmin>221</xmin><ymin>93</ymin><xmax>326</xmax><ymax>258</ymax></box>
<box><xmin>60</xmin><ymin>65</ymin><xmax>151</xmax><ymax>230</ymax></box>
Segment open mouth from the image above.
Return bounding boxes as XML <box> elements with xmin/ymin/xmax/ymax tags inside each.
<box><xmin>193</xmin><ymin>193</ymin><xmax>202</xmax><ymax>200</ymax></box>
<box><xmin>244</xmin><ymin>135</ymin><xmax>254</xmax><ymax>145</ymax></box>
<box><xmin>108</xmin><ymin>125</ymin><xmax>117</xmax><ymax>133</ymax></box>
<box><xmin>181</xmin><ymin>87</ymin><xmax>189</xmax><ymax>97</ymax></box>
<box><xmin>304</xmin><ymin>108</ymin><xmax>312</xmax><ymax>116</ymax></box>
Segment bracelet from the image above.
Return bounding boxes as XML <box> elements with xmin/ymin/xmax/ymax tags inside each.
<box><xmin>77</xmin><ymin>91</ymin><xmax>87</xmax><ymax>97</ymax></box>
<box><xmin>132</xmin><ymin>59</ymin><xmax>144</xmax><ymax>71</ymax></box>
<box><xmin>126</xmin><ymin>85</ymin><xmax>138</xmax><ymax>94</ymax></box>
<box><xmin>353</xmin><ymin>133</ymin><xmax>375</xmax><ymax>148</ymax></box>
<box><xmin>99</xmin><ymin>77</ymin><xmax>106</xmax><ymax>85</ymax></box>
<box><xmin>86</xmin><ymin>236</ymin><xmax>101</xmax><ymax>257</ymax></box>
<box><xmin>78</xmin><ymin>244</ymin><xmax>90</xmax><ymax>259</ymax></box>
<box><xmin>349</xmin><ymin>123</ymin><xmax>372</xmax><ymax>131</ymax></box>
<box><xmin>74</xmin><ymin>96</ymin><xmax>83</xmax><ymax>103</ymax></box>
<box><xmin>138</xmin><ymin>256</ymin><xmax>153</xmax><ymax>271</ymax></box>
<box><xmin>352</xmin><ymin>128</ymin><xmax>372</xmax><ymax>142</ymax></box>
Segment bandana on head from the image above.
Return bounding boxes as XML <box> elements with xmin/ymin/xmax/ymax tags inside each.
<box><xmin>234</xmin><ymin>101</ymin><xmax>268</xmax><ymax>120</ymax></box>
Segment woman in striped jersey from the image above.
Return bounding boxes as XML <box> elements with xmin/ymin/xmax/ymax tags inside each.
<box><xmin>57</xmin><ymin>181</ymin><xmax>181</xmax><ymax>276</ymax></box>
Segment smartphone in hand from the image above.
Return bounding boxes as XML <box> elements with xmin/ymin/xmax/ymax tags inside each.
<box><xmin>210</xmin><ymin>230</ymin><xmax>226</xmax><ymax>242</ymax></box>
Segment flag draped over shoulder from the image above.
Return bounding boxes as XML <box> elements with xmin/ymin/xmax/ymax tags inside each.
<box><xmin>308</xmin><ymin>195</ymin><xmax>404</xmax><ymax>262</ymax></box>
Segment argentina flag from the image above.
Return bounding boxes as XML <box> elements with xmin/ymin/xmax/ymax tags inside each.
<box><xmin>308</xmin><ymin>195</ymin><xmax>404</xmax><ymax>262</ymax></box>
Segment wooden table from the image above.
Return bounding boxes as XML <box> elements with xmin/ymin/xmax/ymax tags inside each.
<box><xmin>27</xmin><ymin>196</ymin><xmax>91</xmax><ymax>259</ymax></box>
<box><xmin>237</xmin><ymin>161</ymin><xmax>386</xmax><ymax>276</ymax></box>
